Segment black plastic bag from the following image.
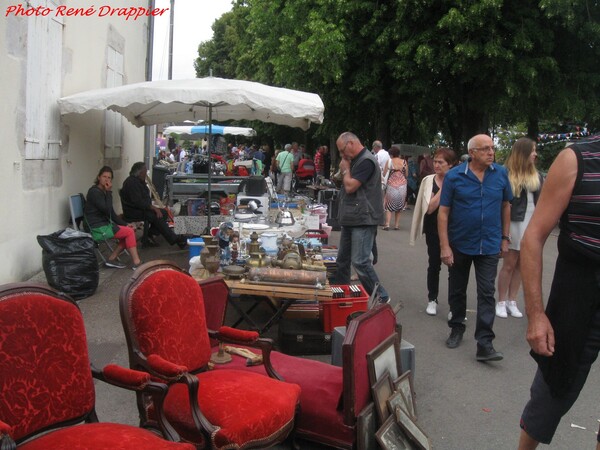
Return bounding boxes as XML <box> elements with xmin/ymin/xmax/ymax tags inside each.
<box><xmin>37</xmin><ymin>229</ymin><xmax>99</xmax><ymax>300</ymax></box>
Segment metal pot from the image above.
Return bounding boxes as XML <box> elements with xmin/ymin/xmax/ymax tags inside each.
<box><xmin>275</xmin><ymin>209</ymin><xmax>295</xmax><ymax>226</ymax></box>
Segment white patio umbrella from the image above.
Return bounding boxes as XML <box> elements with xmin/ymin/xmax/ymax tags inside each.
<box><xmin>58</xmin><ymin>76</ymin><xmax>324</xmax><ymax>229</ymax></box>
<box><xmin>58</xmin><ymin>77</ymin><xmax>324</xmax><ymax>130</ymax></box>
<box><xmin>163</xmin><ymin>124</ymin><xmax>257</xmax><ymax>138</ymax></box>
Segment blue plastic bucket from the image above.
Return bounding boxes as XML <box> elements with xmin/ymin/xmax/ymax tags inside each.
<box><xmin>188</xmin><ymin>237</ymin><xmax>205</xmax><ymax>258</ymax></box>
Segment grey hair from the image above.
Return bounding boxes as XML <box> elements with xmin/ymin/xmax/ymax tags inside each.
<box><xmin>467</xmin><ymin>137</ymin><xmax>476</xmax><ymax>151</ymax></box>
<box><xmin>284</xmin><ymin>144</ymin><xmax>292</xmax><ymax>151</ymax></box>
<box><xmin>130</xmin><ymin>161</ymin><xmax>146</xmax><ymax>177</ymax></box>
<box><xmin>338</xmin><ymin>131</ymin><xmax>358</xmax><ymax>145</ymax></box>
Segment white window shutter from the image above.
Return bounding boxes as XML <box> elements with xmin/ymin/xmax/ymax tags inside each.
<box><xmin>105</xmin><ymin>46</ymin><xmax>124</xmax><ymax>158</ymax></box>
<box><xmin>25</xmin><ymin>0</ymin><xmax>62</xmax><ymax>160</ymax></box>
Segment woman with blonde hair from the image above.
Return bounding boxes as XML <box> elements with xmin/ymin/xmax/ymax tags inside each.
<box><xmin>496</xmin><ymin>137</ymin><xmax>543</xmax><ymax>318</ymax></box>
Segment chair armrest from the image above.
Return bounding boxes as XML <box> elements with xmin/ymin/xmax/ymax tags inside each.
<box><xmin>216</xmin><ymin>326</ymin><xmax>258</xmax><ymax>343</ymax></box>
<box><xmin>212</xmin><ymin>327</ymin><xmax>283</xmax><ymax>381</ymax></box>
<box><xmin>146</xmin><ymin>354</ymin><xmax>188</xmax><ymax>380</ymax></box>
<box><xmin>127</xmin><ymin>355</ymin><xmax>218</xmax><ymax>444</ymax></box>
<box><xmin>0</xmin><ymin>420</ymin><xmax>16</xmax><ymax>450</ymax></box>
<box><xmin>91</xmin><ymin>364</ymin><xmax>182</xmax><ymax>443</ymax></box>
<box><xmin>95</xmin><ymin>364</ymin><xmax>151</xmax><ymax>390</ymax></box>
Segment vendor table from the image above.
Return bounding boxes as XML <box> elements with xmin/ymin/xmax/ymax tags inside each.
<box><xmin>174</xmin><ymin>215</ymin><xmax>230</xmax><ymax>235</ymax></box>
<box><xmin>165</xmin><ymin>173</ymin><xmax>245</xmax><ymax>206</ymax></box>
<box><xmin>223</xmin><ymin>279</ymin><xmax>332</xmax><ymax>334</ymax></box>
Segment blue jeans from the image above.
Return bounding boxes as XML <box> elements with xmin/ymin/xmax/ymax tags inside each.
<box><xmin>335</xmin><ymin>225</ymin><xmax>389</xmax><ymax>300</ymax></box>
<box><xmin>447</xmin><ymin>248</ymin><xmax>499</xmax><ymax>347</ymax></box>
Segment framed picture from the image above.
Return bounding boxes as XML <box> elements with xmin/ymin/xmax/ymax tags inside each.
<box><xmin>375</xmin><ymin>414</ymin><xmax>415</xmax><ymax>450</ymax></box>
<box><xmin>367</xmin><ymin>332</ymin><xmax>402</xmax><ymax>388</ymax></box>
<box><xmin>371</xmin><ymin>371</ymin><xmax>394</xmax><ymax>426</ymax></box>
<box><xmin>395</xmin><ymin>405</ymin><xmax>431</xmax><ymax>450</ymax></box>
<box><xmin>393</xmin><ymin>370</ymin><xmax>416</xmax><ymax>419</ymax></box>
<box><xmin>356</xmin><ymin>402</ymin><xmax>378</xmax><ymax>450</ymax></box>
<box><xmin>387</xmin><ymin>391</ymin><xmax>409</xmax><ymax>424</ymax></box>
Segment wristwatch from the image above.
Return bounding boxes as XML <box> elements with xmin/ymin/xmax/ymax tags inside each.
<box><xmin>501</xmin><ymin>235</ymin><xmax>511</xmax><ymax>242</ymax></box>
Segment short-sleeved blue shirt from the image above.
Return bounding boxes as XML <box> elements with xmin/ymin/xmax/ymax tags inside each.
<box><xmin>440</xmin><ymin>162</ymin><xmax>513</xmax><ymax>255</ymax></box>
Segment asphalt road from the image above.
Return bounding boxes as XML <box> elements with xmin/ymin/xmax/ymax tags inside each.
<box><xmin>35</xmin><ymin>208</ymin><xmax>599</xmax><ymax>449</ymax></box>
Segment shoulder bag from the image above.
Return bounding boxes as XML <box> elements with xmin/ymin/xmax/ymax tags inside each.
<box><xmin>90</xmin><ymin>223</ymin><xmax>115</xmax><ymax>241</ymax></box>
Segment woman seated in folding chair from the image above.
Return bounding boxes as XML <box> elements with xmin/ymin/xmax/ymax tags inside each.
<box><xmin>85</xmin><ymin>166</ymin><xmax>142</xmax><ymax>269</ymax></box>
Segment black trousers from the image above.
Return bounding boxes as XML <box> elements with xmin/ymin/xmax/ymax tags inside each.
<box><xmin>424</xmin><ymin>231</ymin><xmax>442</xmax><ymax>301</ymax></box>
<box><xmin>144</xmin><ymin>209</ymin><xmax>178</xmax><ymax>245</ymax></box>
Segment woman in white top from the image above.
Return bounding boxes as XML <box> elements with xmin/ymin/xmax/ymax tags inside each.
<box><xmin>496</xmin><ymin>137</ymin><xmax>543</xmax><ymax>318</ymax></box>
<box><xmin>409</xmin><ymin>148</ymin><xmax>458</xmax><ymax>316</ymax></box>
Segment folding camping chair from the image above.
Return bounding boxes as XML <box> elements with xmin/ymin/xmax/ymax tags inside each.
<box><xmin>68</xmin><ymin>193</ymin><xmax>125</xmax><ymax>264</ymax></box>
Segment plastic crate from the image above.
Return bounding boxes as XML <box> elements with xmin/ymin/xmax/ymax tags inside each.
<box><xmin>279</xmin><ymin>318</ymin><xmax>332</xmax><ymax>355</ymax></box>
<box><xmin>320</xmin><ymin>284</ymin><xmax>369</xmax><ymax>332</ymax></box>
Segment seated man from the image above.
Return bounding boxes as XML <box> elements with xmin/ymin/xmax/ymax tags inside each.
<box><xmin>121</xmin><ymin>162</ymin><xmax>187</xmax><ymax>249</ymax></box>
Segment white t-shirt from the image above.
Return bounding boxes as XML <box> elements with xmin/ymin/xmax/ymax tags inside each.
<box><xmin>376</xmin><ymin>149</ymin><xmax>390</xmax><ymax>172</ymax></box>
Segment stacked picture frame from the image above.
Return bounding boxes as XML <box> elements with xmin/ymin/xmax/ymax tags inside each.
<box><xmin>358</xmin><ymin>332</ymin><xmax>431</xmax><ymax>450</ymax></box>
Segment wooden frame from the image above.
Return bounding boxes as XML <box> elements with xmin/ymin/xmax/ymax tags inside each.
<box><xmin>371</xmin><ymin>371</ymin><xmax>394</xmax><ymax>426</ymax></box>
<box><xmin>341</xmin><ymin>303</ymin><xmax>398</xmax><ymax>426</ymax></box>
<box><xmin>395</xmin><ymin>405</ymin><xmax>431</xmax><ymax>450</ymax></box>
<box><xmin>392</xmin><ymin>370</ymin><xmax>416</xmax><ymax>419</ymax></box>
<box><xmin>375</xmin><ymin>415</ymin><xmax>414</xmax><ymax>450</ymax></box>
<box><xmin>356</xmin><ymin>402</ymin><xmax>378</xmax><ymax>450</ymax></box>
<box><xmin>367</xmin><ymin>332</ymin><xmax>402</xmax><ymax>388</ymax></box>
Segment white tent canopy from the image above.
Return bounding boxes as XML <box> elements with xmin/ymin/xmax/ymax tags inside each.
<box><xmin>163</xmin><ymin>125</ymin><xmax>256</xmax><ymax>138</ymax></box>
<box><xmin>58</xmin><ymin>77</ymin><xmax>324</xmax><ymax>131</ymax></box>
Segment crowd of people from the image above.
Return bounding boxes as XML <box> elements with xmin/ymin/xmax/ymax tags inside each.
<box><xmin>86</xmin><ymin>129</ymin><xmax>599</xmax><ymax>447</ymax></box>
<box><xmin>335</xmin><ymin>131</ymin><xmax>600</xmax><ymax>449</ymax></box>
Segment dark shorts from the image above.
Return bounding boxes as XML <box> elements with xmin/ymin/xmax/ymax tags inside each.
<box><xmin>520</xmin><ymin>305</ymin><xmax>600</xmax><ymax>444</ymax></box>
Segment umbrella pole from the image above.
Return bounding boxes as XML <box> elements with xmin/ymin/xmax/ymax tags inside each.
<box><xmin>206</xmin><ymin>106</ymin><xmax>213</xmax><ymax>233</ymax></box>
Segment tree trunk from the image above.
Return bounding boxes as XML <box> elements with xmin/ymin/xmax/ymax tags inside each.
<box><xmin>527</xmin><ymin>114</ymin><xmax>539</xmax><ymax>141</ymax></box>
<box><xmin>375</xmin><ymin>104</ymin><xmax>392</xmax><ymax>149</ymax></box>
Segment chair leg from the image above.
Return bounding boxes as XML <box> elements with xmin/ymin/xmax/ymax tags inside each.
<box><xmin>94</xmin><ymin>243</ymin><xmax>108</xmax><ymax>264</ymax></box>
<box><xmin>96</xmin><ymin>239</ymin><xmax>127</xmax><ymax>263</ymax></box>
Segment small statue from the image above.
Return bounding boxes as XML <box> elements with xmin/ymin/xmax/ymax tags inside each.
<box><xmin>230</xmin><ymin>231</ymin><xmax>240</xmax><ymax>262</ymax></box>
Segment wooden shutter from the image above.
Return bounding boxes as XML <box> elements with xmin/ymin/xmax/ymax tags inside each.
<box><xmin>25</xmin><ymin>0</ymin><xmax>62</xmax><ymax>160</ymax></box>
<box><xmin>105</xmin><ymin>46</ymin><xmax>124</xmax><ymax>158</ymax></box>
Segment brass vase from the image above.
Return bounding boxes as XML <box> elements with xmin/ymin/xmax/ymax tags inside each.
<box><xmin>201</xmin><ymin>244</ymin><xmax>221</xmax><ymax>275</ymax></box>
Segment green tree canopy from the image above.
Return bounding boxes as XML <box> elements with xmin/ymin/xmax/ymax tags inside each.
<box><xmin>196</xmin><ymin>0</ymin><xmax>600</xmax><ymax>153</ymax></box>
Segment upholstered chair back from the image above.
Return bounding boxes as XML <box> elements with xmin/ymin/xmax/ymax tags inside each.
<box><xmin>343</xmin><ymin>304</ymin><xmax>398</xmax><ymax>424</ymax></box>
<box><xmin>197</xmin><ymin>277</ymin><xmax>229</xmax><ymax>347</ymax></box>
<box><xmin>0</xmin><ymin>288</ymin><xmax>95</xmax><ymax>441</ymax></box>
<box><xmin>121</xmin><ymin>265</ymin><xmax>212</xmax><ymax>372</ymax></box>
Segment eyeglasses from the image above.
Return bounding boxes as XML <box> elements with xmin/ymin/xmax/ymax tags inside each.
<box><xmin>339</xmin><ymin>141</ymin><xmax>351</xmax><ymax>153</ymax></box>
<box><xmin>471</xmin><ymin>145</ymin><xmax>495</xmax><ymax>153</ymax></box>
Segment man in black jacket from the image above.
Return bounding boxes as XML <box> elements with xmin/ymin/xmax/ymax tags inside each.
<box><xmin>120</xmin><ymin>162</ymin><xmax>187</xmax><ymax>249</ymax></box>
<box><xmin>334</xmin><ymin>132</ymin><xmax>390</xmax><ymax>303</ymax></box>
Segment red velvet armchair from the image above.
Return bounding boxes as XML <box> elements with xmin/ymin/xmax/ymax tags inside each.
<box><xmin>119</xmin><ymin>261</ymin><xmax>301</xmax><ymax>450</ymax></box>
<box><xmin>0</xmin><ymin>282</ymin><xmax>194</xmax><ymax>450</ymax></box>
<box><xmin>197</xmin><ymin>277</ymin><xmax>399</xmax><ymax>449</ymax></box>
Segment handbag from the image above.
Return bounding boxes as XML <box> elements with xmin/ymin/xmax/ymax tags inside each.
<box><xmin>90</xmin><ymin>223</ymin><xmax>115</xmax><ymax>241</ymax></box>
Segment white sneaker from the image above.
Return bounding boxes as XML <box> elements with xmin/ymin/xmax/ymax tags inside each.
<box><xmin>507</xmin><ymin>300</ymin><xmax>523</xmax><ymax>318</ymax></box>
<box><xmin>495</xmin><ymin>301</ymin><xmax>508</xmax><ymax>318</ymax></box>
<box><xmin>447</xmin><ymin>311</ymin><xmax>467</xmax><ymax>322</ymax></box>
<box><xmin>426</xmin><ymin>301</ymin><xmax>437</xmax><ymax>316</ymax></box>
